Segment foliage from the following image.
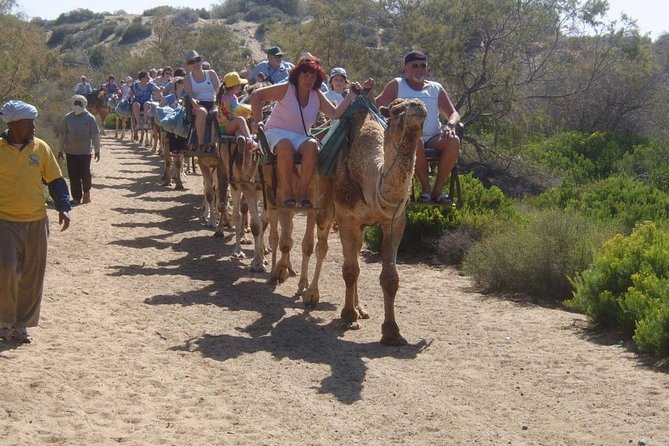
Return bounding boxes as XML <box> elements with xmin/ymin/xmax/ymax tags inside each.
<box><xmin>463</xmin><ymin>208</ymin><xmax>616</xmax><ymax>301</ymax></box>
<box><xmin>618</xmin><ymin>138</ymin><xmax>669</xmax><ymax>193</ymax></box>
<box><xmin>567</xmin><ymin>221</ymin><xmax>669</xmax><ymax>355</ymax></box>
<box><xmin>537</xmin><ymin>175</ymin><xmax>669</xmax><ymax>233</ymax></box>
<box><xmin>119</xmin><ymin>19</ymin><xmax>152</xmax><ymax>45</ymax></box>
<box><xmin>53</xmin><ymin>8</ymin><xmax>105</xmax><ymax>25</ymax></box>
<box><xmin>522</xmin><ymin>131</ymin><xmax>647</xmax><ymax>184</ymax></box>
<box><xmin>47</xmin><ymin>25</ymin><xmax>79</xmax><ymax>47</ymax></box>
<box><xmin>364</xmin><ymin>174</ymin><xmax>514</xmax><ymax>255</ymax></box>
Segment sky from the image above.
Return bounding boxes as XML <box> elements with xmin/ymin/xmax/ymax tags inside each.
<box><xmin>14</xmin><ymin>0</ymin><xmax>669</xmax><ymax>40</ymax></box>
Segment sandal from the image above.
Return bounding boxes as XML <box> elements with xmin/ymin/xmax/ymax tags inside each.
<box><xmin>282</xmin><ymin>197</ymin><xmax>297</xmax><ymax>208</ymax></box>
<box><xmin>417</xmin><ymin>192</ymin><xmax>431</xmax><ymax>203</ymax></box>
<box><xmin>298</xmin><ymin>199</ymin><xmax>313</xmax><ymax>209</ymax></box>
<box><xmin>433</xmin><ymin>193</ymin><xmax>454</xmax><ymax>206</ymax></box>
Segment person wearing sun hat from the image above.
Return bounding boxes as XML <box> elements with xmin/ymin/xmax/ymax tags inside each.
<box><xmin>183</xmin><ymin>49</ymin><xmax>221</xmax><ymax>152</ymax></box>
<box><xmin>217</xmin><ymin>71</ymin><xmax>255</xmax><ymax>150</ymax></box>
<box><xmin>247</xmin><ymin>46</ymin><xmax>295</xmax><ymax>86</ymax></box>
<box><xmin>0</xmin><ymin>100</ymin><xmax>71</xmax><ymax>344</ymax></box>
<box><xmin>375</xmin><ymin>50</ymin><xmax>461</xmax><ymax>206</ymax></box>
<box><xmin>325</xmin><ymin>67</ymin><xmax>349</xmax><ymax>106</ymax></box>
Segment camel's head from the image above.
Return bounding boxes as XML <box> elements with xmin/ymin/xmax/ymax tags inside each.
<box><xmin>380</xmin><ymin>98</ymin><xmax>427</xmax><ymax>140</ymax></box>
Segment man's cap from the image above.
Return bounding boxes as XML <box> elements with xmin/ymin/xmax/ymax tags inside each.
<box><xmin>223</xmin><ymin>72</ymin><xmax>248</xmax><ymax>88</ymax></box>
<box><xmin>404</xmin><ymin>50</ymin><xmax>427</xmax><ymax>65</ymax></box>
<box><xmin>330</xmin><ymin>67</ymin><xmax>347</xmax><ymax>79</ymax></box>
<box><xmin>0</xmin><ymin>100</ymin><xmax>38</xmax><ymax>123</ymax></box>
<box><xmin>184</xmin><ymin>49</ymin><xmax>201</xmax><ymax>62</ymax></box>
<box><xmin>72</xmin><ymin>94</ymin><xmax>88</xmax><ymax>107</ymax></box>
<box><xmin>266</xmin><ymin>46</ymin><xmax>283</xmax><ymax>57</ymax></box>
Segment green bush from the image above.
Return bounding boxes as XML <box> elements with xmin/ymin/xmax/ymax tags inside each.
<box><xmin>618</xmin><ymin>138</ymin><xmax>669</xmax><ymax>193</ymax></box>
<box><xmin>567</xmin><ymin>221</ymin><xmax>669</xmax><ymax>355</ymax></box>
<box><xmin>120</xmin><ymin>21</ymin><xmax>152</xmax><ymax>45</ymax></box>
<box><xmin>47</xmin><ymin>25</ymin><xmax>78</xmax><ymax>47</ymax></box>
<box><xmin>537</xmin><ymin>175</ymin><xmax>669</xmax><ymax>233</ymax></box>
<box><xmin>462</xmin><ymin>208</ymin><xmax>614</xmax><ymax>301</ymax></box>
<box><xmin>364</xmin><ymin>173</ymin><xmax>514</xmax><ymax>255</ymax></box>
<box><xmin>523</xmin><ymin>131</ymin><xmax>646</xmax><ymax>184</ymax></box>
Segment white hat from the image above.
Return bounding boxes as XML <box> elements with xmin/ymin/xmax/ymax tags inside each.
<box><xmin>0</xmin><ymin>100</ymin><xmax>38</xmax><ymax>123</ymax></box>
<box><xmin>72</xmin><ymin>94</ymin><xmax>88</xmax><ymax>107</ymax></box>
<box><xmin>330</xmin><ymin>67</ymin><xmax>347</xmax><ymax>79</ymax></box>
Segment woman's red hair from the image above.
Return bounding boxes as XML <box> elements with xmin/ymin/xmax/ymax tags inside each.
<box><xmin>288</xmin><ymin>57</ymin><xmax>326</xmax><ymax>90</ymax></box>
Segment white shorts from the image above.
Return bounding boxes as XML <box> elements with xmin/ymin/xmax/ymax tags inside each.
<box><xmin>264</xmin><ymin>128</ymin><xmax>319</xmax><ymax>155</ymax></box>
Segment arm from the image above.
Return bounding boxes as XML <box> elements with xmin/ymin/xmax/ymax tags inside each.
<box><xmin>91</xmin><ymin>115</ymin><xmax>101</xmax><ymax>161</ymax></box>
<box><xmin>249</xmin><ymin>83</ymin><xmax>289</xmax><ymax>131</ymax></box>
<box><xmin>438</xmin><ymin>87</ymin><xmax>460</xmax><ymax>126</ymax></box>
<box><xmin>374</xmin><ymin>78</ymin><xmax>399</xmax><ymax>109</ymax></box>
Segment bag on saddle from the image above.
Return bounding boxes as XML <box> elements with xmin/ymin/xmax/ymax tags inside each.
<box><xmin>115</xmin><ymin>99</ymin><xmax>131</xmax><ymax>115</ymax></box>
<box><xmin>318</xmin><ymin>96</ymin><xmax>386</xmax><ymax>177</ymax></box>
<box><xmin>160</xmin><ymin>105</ymin><xmax>189</xmax><ymax>138</ymax></box>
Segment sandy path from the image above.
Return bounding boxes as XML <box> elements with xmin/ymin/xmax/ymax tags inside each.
<box><xmin>0</xmin><ymin>136</ymin><xmax>667</xmax><ymax>445</ymax></box>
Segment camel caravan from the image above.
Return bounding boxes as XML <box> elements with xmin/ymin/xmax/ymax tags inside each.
<box><xmin>91</xmin><ymin>50</ymin><xmax>460</xmax><ymax>345</ymax></box>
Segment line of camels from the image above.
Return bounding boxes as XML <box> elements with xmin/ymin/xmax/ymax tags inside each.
<box><xmin>88</xmin><ymin>89</ymin><xmax>428</xmax><ymax>346</ymax></box>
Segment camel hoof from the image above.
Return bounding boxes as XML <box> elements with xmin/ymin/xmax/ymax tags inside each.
<box><xmin>380</xmin><ymin>334</ymin><xmax>408</xmax><ymax>346</ymax></box>
<box><xmin>277</xmin><ymin>267</ymin><xmax>290</xmax><ymax>284</ymax></box>
<box><xmin>161</xmin><ymin>181</ymin><xmax>171</xmax><ymax>187</ymax></box>
<box><xmin>249</xmin><ymin>262</ymin><xmax>267</xmax><ymax>273</ymax></box>
<box><xmin>357</xmin><ymin>307</ymin><xmax>370</xmax><ymax>319</ymax></box>
<box><xmin>339</xmin><ymin>320</ymin><xmax>360</xmax><ymax>330</ymax></box>
<box><xmin>174</xmin><ymin>184</ymin><xmax>186</xmax><ymax>191</ymax></box>
<box><xmin>302</xmin><ymin>288</ymin><xmax>320</xmax><ymax>307</ymax></box>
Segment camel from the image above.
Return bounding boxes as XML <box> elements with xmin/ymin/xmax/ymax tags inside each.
<box><xmin>219</xmin><ymin>136</ymin><xmax>266</xmax><ymax>272</ymax></box>
<box><xmin>86</xmin><ymin>89</ymin><xmax>112</xmax><ymax>136</ymax></box>
<box><xmin>299</xmin><ymin>98</ymin><xmax>427</xmax><ymax>346</ymax></box>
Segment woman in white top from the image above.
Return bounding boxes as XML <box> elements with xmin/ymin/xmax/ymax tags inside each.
<box><xmin>183</xmin><ymin>50</ymin><xmax>221</xmax><ymax>152</ymax></box>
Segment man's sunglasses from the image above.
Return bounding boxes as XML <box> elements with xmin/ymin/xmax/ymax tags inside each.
<box><xmin>411</xmin><ymin>63</ymin><xmax>427</xmax><ymax>68</ymax></box>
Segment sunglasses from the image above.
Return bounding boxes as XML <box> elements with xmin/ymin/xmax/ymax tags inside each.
<box><xmin>187</xmin><ymin>58</ymin><xmax>201</xmax><ymax>65</ymax></box>
<box><xmin>411</xmin><ymin>63</ymin><xmax>427</xmax><ymax>68</ymax></box>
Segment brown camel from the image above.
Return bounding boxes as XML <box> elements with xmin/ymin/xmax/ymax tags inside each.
<box><xmin>219</xmin><ymin>136</ymin><xmax>266</xmax><ymax>272</ymax></box>
<box><xmin>86</xmin><ymin>89</ymin><xmax>112</xmax><ymax>136</ymax></box>
<box><xmin>300</xmin><ymin>98</ymin><xmax>427</xmax><ymax>345</ymax></box>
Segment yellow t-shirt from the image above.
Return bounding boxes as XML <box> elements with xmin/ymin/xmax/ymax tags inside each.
<box><xmin>0</xmin><ymin>136</ymin><xmax>63</xmax><ymax>221</ymax></box>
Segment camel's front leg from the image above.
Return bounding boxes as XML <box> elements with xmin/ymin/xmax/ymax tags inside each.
<box><xmin>379</xmin><ymin>218</ymin><xmax>407</xmax><ymax>346</ymax></box>
<box><xmin>246</xmin><ymin>188</ymin><xmax>266</xmax><ymax>273</ymax></box>
<box><xmin>230</xmin><ymin>186</ymin><xmax>245</xmax><ymax>259</ymax></box>
<box><xmin>199</xmin><ymin>162</ymin><xmax>217</xmax><ymax>228</ymax></box>
<box><xmin>296</xmin><ymin>211</ymin><xmax>316</xmax><ymax>296</ymax></box>
<box><xmin>267</xmin><ymin>208</ymin><xmax>280</xmax><ymax>284</ymax></box>
<box><xmin>275</xmin><ymin>209</ymin><xmax>293</xmax><ymax>284</ymax></box>
<box><xmin>302</xmin><ymin>185</ymin><xmax>334</xmax><ymax>307</ymax></box>
<box><xmin>339</xmin><ymin>222</ymin><xmax>365</xmax><ymax>329</ymax></box>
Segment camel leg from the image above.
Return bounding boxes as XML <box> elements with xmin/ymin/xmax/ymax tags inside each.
<box><xmin>162</xmin><ymin>138</ymin><xmax>171</xmax><ymax>185</ymax></box>
<box><xmin>267</xmin><ymin>208</ymin><xmax>280</xmax><ymax>285</ymax></box>
<box><xmin>339</xmin><ymin>222</ymin><xmax>365</xmax><ymax>330</ymax></box>
<box><xmin>215</xmin><ymin>153</ymin><xmax>230</xmax><ymax>237</ymax></box>
<box><xmin>173</xmin><ymin>155</ymin><xmax>184</xmax><ymax>190</ymax></box>
<box><xmin>246</xmin><ymin>187</ymin><xmax>266</xmax><ymax>273</ymax></box>
<box><xmin>199</xmin><ymin>160</ymin><xmax>217</xmax><ymax>228</ymax></box>
<box><xmin>230</xmin><ymin>186</ymin><xmax>245</xmax><ymax>259</ymax></box>
<box><xmin>296</xmin><ymin>211</ymin><xmax>315</xmax><ymax>296</ymax></box>
<box><xmin>303</xmin><ymin>181</ymin><xmax>334</xmax><ymax>307</ymax></box>
<box><xmin>275</xmin><ymin>209</ymin><xmax>293</xmax><ymax>284</ymax></box>
<box><xmin>379</xmin><ymin>218</ymin><xmax>408</xmax><ymax>346</ymax></box>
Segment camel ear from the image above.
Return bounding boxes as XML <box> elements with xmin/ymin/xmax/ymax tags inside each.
<box><xmin>379</xmin><ymin>106</ymin><xmax>389</xmax><ymax>118</ymax></box>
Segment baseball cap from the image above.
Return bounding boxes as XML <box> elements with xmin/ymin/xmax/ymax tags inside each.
<box><xmin>266</xmin><ymin>46</ymin><xmax>284</xmax><ymax>57</ymax></box>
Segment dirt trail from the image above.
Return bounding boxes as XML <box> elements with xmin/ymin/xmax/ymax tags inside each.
<box><xmin>0</xmin><ymin>135</ymin><xmax>667</xmax><ymax>445</ymax></box>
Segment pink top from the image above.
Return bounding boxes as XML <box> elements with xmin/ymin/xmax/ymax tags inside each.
<box><xmin>266</xmin><ymin>83</ymin><xmax>320</xmax><ymax>135</ymax></box>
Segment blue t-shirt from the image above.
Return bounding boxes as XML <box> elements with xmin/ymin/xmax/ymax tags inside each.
<box><xmin>248</xmin><ymin>60</ymin><xmax>294</xmax><ymax>85</ymax></box>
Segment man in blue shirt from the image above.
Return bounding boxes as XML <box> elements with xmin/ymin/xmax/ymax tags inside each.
<box><xmin>247</xmin><ymin>47</ymin><xmax>294</xmax><ymax>85</ymax></box>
